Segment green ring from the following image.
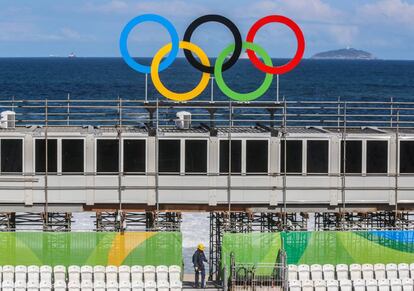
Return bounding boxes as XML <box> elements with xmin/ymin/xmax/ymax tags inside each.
<box><xmin>214</xmin><ymin>41</ymin><xmax>273</xmax><ymax>102</ymax></box>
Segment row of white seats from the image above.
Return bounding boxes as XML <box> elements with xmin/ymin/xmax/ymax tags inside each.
<box><xmin>0</xmin><ymin>279</ymin><xmax>182</xmax><ymax>291</ymax></box>
<box><xmin>289</xmin><ymin>264</ymin><xmax>414</xmax><ymax>281</ymax></box>
<box><xmin>289</xmin><ymin>279</ymin><xmax>414</xmax><ymax>291</ymax></box>
<box><xmin>0</xmin><ymin>265</ymin><xmax>181</xmax><ymax>283</ymax></box>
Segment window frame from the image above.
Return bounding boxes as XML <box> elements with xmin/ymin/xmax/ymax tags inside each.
<box><xmin>366</xmin><ymin>139</ymin><xmax>389</xmax><ymax>175</ymax></box>
<box><xmin>218</xmin><ymin>139</ymin><xmax>242</xmax><ymax>175</ymax></box>
<box><xmin>0</xmin><ymin>137</ymin><xmax>24</xmax><ymax>174</ymax></box>
<box><xmin>184</xmin><ymin>138</ymin><xmax>209</xmax><ymax>175</ymax></box>
<box><xmin>158</xmin><ymin>138</ymin><xmax>182</xmax><ymax>175</ymax></box>
<box><xmin>122</xmin><ymin>138</ymin><xmax>147</xmax><ymax>175</ymax></box>
<box><xmin>305</xmin><ymin>139</ymin><xmax>330</xmax><ymax>175</ymax></box>
<box><xmin>340</xmin><ymin>139</ymin><xmax>363</xmax><ymax>175</ymax></box>
<box><xmin>280</xmin><ymin>139</ymin><xmax>304</xmax><ymax>175</ymax></box>
<box><xmin>245</xmin><ymin>138</ymin><xmax>270</xmax><ymax>175</ymax></box>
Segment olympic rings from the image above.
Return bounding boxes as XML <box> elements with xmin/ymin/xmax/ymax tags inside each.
<box><xmin>215</xmin><ymin>42</ymin><xmax>273</xmax><ymax>102</ymax></box>
<box><xmin>119</xmin><ymin>14</ymin><xmax>179</xmax><ymax>74</ymax></box>
<box><xmin>183</xmin><ymin>15</ymin><xmax>242</xmax><ymax>74</ymax></box>
<box><xmin>246</xmin><ymin>15</ymin><xmax>305</xmax><ymax>75</ymax></box>
<box><xmin>119</xmin><ymin>14</ymin><xmax>305</xmax><ymax>101</ymax></box>
<box><xmin>151</xmin><ymin>41</ymin><xmax>211</xmax><ymax>102</ymax></box>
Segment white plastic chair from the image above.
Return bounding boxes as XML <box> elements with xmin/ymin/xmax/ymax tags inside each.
<box><xmin>322</xmin><ymin>264</ymin><xmax>335</xmax><ymax>280</ymax></box>
<box><xmin>157</xmin><ymin>280</ymin><xmax>170</xmax><ymax>291</ymax></box>
<box><xmin>120</xmin><ymin>280</ymin><xmax>132</xmax><ymax>291</ymax></box>
<box><xmin>302</xmin><ymin>279</ymin><xmax>314</xmax><ymax>291</ymax></box>
<box><xmin>28</xmin><ymin>265</ymin><xmax>40</xmax><ymax>283</ymax></box>
<box><xmin>143</xmin><ymin>265</ymin><xmax>156</xmax><ymax>282</ymax></box>
<box><xmin>391</xmin><ymin>279</ymin><xmax>403</xmax><ymax>291</ymax></box>
<box><xmin>156</xmin><ymin>265</ymin><xmax>169</xmax><ymax>282</ymax></box>
<box><xmin>351</xmin><ymin>264</ymin><xmax>363</xmax><ymax>280</ymax></box>
<box><xmin>93</xmin><ymin>265</ymin><xmax>106</xmax><ymax>282</ymax></box>
<box><xmin>375</xmin><ymin>264</ymin><xmax>386</xmax><ymax>280</ymax></box>
<box><xmin>107</xmin><ymin>280</ymin><xmax>119</xmax><ymax>291</ymax></box>
<box><xmin>1</xmin><ymin>280</ymin><xmax>14</xmax><ymax>291</ymax></box>
<box><xmin>14</xmin><ymin>280</ymin><xmax>27</xmax><ymax>291</ymax></box>
<box><xmin>170</xmin><ymin>280</ymin><xmax>183</xmax><ymax>291</ymax></box>
<box><xmin>340</xmin><ymin>280</ymin><xmax>352</xmax><ymax>291</ymax></box>
<box><xmin>289</xmin><ymin>264</ymin><xmax>298</xmax><ymax>280</ymax></box>
<box><xmin>144</xmin><ymin>280</ymin><xmax>157</xmax><ymax>291</ymax></box>
<box><xmin>336</xmin><ymin>264</ymin><xmax>349</xmax><ymax>280</ymax></box>
<box><xmin>289</xmin><ymin>280</ymin><xmax>301</xmax><ymax>291</ymax></box>
<box><xmin>53</xmin><ymin>265</ymin><xmax>66</xmax><ymax>282</ymax></box>
<box><xmin>119</xmin><ymin>265</ymin><xmax>131</xmax><ymax>282</ymax></box>
<box><xmin>15</xmin><ymin>265</ymin><xmax>27</xmax><ymax>282</ymax></box>
<box><xmin>68</xmin><ymin>280</ymin><xmax>80</xmax><ymax>291</ymax></box>
<box><xmin>398</xmin><ymin>264</ymin><xmax>409</xmax><ymax>279</ymax></box>
<box><xmin>131</xmin><ymin>265</ymin><xmax>143</xmax><ymax>283</ymax></box>
<box><xmin>40</xmin><ymin>265</ymin><xmax>52</xmax><ymax>283</ymax></box>
<box><xmin>387</xmin><ymin>264</ymin><xmax>398</xmax><ymax>279</ymax></box>
<box><xmin>378</xmin><ymin>279</ymin><xmax>390</xmax><ymax>291</ymax></box>
<box><xmin>132</xmin><ymin>280</ymin><xmax>144</xmax><ymax>291</ymax></box>
<box><xmin>39</xmin><ymin>280</ymin><xmax>52</xmax><ymax>291</ymax></box>
<box><xmin>314</xmin><ymin>280</ymin><xmax>327</xmax><ymax>291</ymax></box>
<box><xmin>402</xmin><ymin>278</ymin><xmax>413</xmax><ymax>291</ymax></box>
<box><xmin>169</xmin><ymin>265</ymin><xmax>181</xmax><ymax>282</ymax></box>
<box><xmin>93</xmin><ymin>281</ymin><xmax>106</xmax><ymax>291</ymax></box>
<box><xmin>354</xmin><ymin>279</ymin><xmax>367</xmax><ymax>291</ymax></box>
<box><xmin>366</xmin><ymin>279</ymin><xmax>379</xmax><ymax>291</ymax></box>
<box><xmin>327</xmin><ymin>280</ymin><xmax>339</xmax><ymax>291</ymax></box>
<box><xmin>106</xmin><ymin>265</ymin><xmax>118</xmax><ymax>283</ymax></box>
<box><xmin>311</xmin><ymin>264</ymin><xmax>323</xmax><ymax>280</ymax></box>
<box><xmin>81</xmin><ymin>265</ymin><xmax>93</xmax><ymax>283</ymax></box>
<box><xmin>298</xmin><ymin>264</ymin><xmax>310</xmax><ymax>281</ymax></box>
<box><xmin>363</xmin><ymin>264</ymin><xmax>375</xmax><ymax>280</ymax></box>
<box><xmin>410</xmin><ymin>264</ymin><xmax>414</xmax><ymax>279</ymax></box>
<box><xmin>2</xmin><ymin>265</ymin><xmax>15</xmax><ymax>281</ymax></box>
<box><xmin>27</xmin><ymin>280</ymin><xmax>40</xmax><ymax>291</ymax></box>
<box><xmin>55</xmin><ymin>280</ymin><xmax>67</xmax><ymax>291</ymax></box>
<box><xmin>68</xmin><ymin>265</ymin><xmax>80</xmax><ymax>283</ymax></box>
<box><xmin>80</xmin><ymin>280</ymin><xmax>93</xmax><ymax>291</ymax></box>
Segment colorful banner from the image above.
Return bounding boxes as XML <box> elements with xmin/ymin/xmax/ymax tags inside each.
<box><xmin>0</xmin><ymin>232</ymin><xmax>182</xmax><ymax>266</ymax></box>
<box><xmin>222</xmin><ymin>231</ymin><xmax>414</xmax><ymax>269</ymax></box>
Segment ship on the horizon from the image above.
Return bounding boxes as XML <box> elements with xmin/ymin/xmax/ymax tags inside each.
<box><xmin>68</xmin><ymin>52</ymin><xmax>77</xmax><ymax>58</ymax></box>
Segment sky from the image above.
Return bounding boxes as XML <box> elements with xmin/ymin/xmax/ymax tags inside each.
<box><xmin>0</xmin><ymin>0</ymin><xmax>413</xmax><ymax>59</ymax></box>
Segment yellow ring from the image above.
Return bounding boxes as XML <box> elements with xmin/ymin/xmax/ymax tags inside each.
<box><xmin>151</xmin><ymin>41</ymin><xmax>211</xmax><ymax>101</ymax></box>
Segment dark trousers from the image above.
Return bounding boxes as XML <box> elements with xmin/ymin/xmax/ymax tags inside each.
<box><xmin>195</xmin><ymin>267</ymin><xmax>206</xmax><ymax>288</ymax></box>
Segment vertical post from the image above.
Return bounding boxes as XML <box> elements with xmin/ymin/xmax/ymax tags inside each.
<box><xmin>145</xmin><ymin>74</ymin><xmax>148</xmax><ymax>103</ymax></box>
<box><xmin>118</xmin><ymin>97</ymin><xmax>123</xmax><ymax>214</ymax></box>
<box><xmin>210</xmin><ymin>76</ymin><xmax>215</xmax><ymax>103</ymax></box>
<box><xmin>12</xmin><ymin>95</ymin><xmax>15</xmax><ymax>112</ymax></box>
<box><xmin>227</xmin><ymin>102</ymin><xmax>232</xmax><ymax>213</ymax></box>
<box><xmin>337</xmin><ymin>96</ymin><xmax>341</xmax><ymax>128</ymax></box>
<box><xmin>155</xmin><ymin>99</ymin><xmax>159</xmax><ymax>212</ymax></box>
<box><xmin>44</xmin><ymin>99</ymin><xmax>49</xmax><ymax>229</ymax></box>
<box><xmin>390</xmin><ymin>97</ymin><xmax>394</xmax><ymax>127</ymax></box>
<box><xmin>282</xmin><ymin>97</ymin><xmax>287</xmax><ymax>228</ymax></box>
<box><xmin>276</xmin><ymin>74</ymin><xmax>280</xmax><ymax>103</ymax></box>
<box><xmin>395</xmin><ymin>110</ymin><xmax>400</xmax><ymax>223</ymax></box>
<box><xmin>67</xmin><ymin>93</ymin><xmax>70</xmax><ymax>126</ymax></box>
<box><xmin>341</xmin><ymin>102</ymin><xmax>347</xmax><ymax>229</ymax></box>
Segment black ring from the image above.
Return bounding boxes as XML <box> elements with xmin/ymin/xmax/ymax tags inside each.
<box><xmin>183</xmin><ymin>14</ymin><xmax>242</xmax><ymax>74</ymax></box>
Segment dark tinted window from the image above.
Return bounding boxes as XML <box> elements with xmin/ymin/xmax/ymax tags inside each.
<box><xmin>400</xmin><ymin>141</ymin><xmax>414</xmax><ymax>173</ymax></box>
<box><xmin>159</xmin><ymin>140</ymin><xmax>180</xmax><ymax>173</ymax></box>
<box><xmin>307</xmin><ymin>140</ymin><xmax>329</xmax><ymax>173</ymax></box>
<box><xmin>124</xmin><ymin>140</ymin><xmax>146</xmax><ymax>174</ymax></box>
<box><xmin>341</xmin><ymin>141</ymin><xmax>362</xmax><ymax>173</ymax></box>
<box><xmin>62</xmin><ymin>139</ymin><xmax>84</xmax><ymax>173</ymax></box>
<box><xmin>281</xmin><ymin>140</ymin><xmax>302</xmax><ymax>174</ymax></box>
<box><xmin>185</xmin><ymin>140</ymin><xmax>207</xmax><ymax>173</ymax></box>
<box><xmin>1</xmin><ymin>139</ymin><xmax>23</xmax><ymax>173</ymax></box>
<box><xmin>96</xmin><ymin>140</ymin><xmax>119</xmax><ymax>173</ymax></box>
<box><xmin>35</xmin><ymin>139</ymin><xmax>57</xmax><ymax>173</ymax></box>
<box><xmin>246</xmin><ymin>140</ymin><xmax>268</xmax><ymax>174</ymax></box>
<box><xmin>220</xmin><ymin>140</ymin><xmax>242</xmax><ymax>174</ymax></box>
<box><xmin>367</xmin><ymin>140</ymin><xmax>388</xmax><ymax>173</ymax></box>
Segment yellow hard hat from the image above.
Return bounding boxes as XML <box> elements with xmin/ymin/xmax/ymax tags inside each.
<box><xmin>197</xmin><ymin>243</ymin><xmax>205</xmax><ymax>251</ymax></box>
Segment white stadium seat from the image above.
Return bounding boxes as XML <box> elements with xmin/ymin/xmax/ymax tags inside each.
<box><xmin>351</xmin><ymin>264</ymin><xmax>362</xmax><ymax>280</ymax></box>
<box><xmin>402</xmin><ymin>278</ymin><xmax>413</xmax><ymax>291</ymax></box>
<box><xmin>298</xmin><ymin>264</ymin><xmax>311</xmax><ymax>281</ymax></box>
<box><xmin>40</xmin><ymin>265</ymin><xmax>52</xmax><ymax>283</ymax></box>
<box><xmin>387</xmin><ymin>264</ymin><xmax>398</xmax><ymax>279</ymax></box>
<box><xmin>53</xmin><ymin>265</ymin><xmax>66</xmax><ymax>282</ymax></box>
<box><xmin>157</xmin><ymin>280</ymin><xmax>170</xmax><ymax>291</ymax></box>
<box><xmin>314</xmin><ymin>279</ymin><xmax>327</xmax><ymax>291</ymax></box>
<box><xmin>2</xmin><ymin>265</ymin><xmax>14</xmax><ymax>281</ymax></box>
<box><xmin>366</xmin><ymin>279</ymin><xmax>379</xmax><ymax>291</ymax></box>
<box><xmin>379</xmin><ymin>279</ymin><xmax>391</xmax><ymax>291</ymax></box>
<box><xmin>302</xmin><ymin>279</ymin><xmax>314</xmax><ymax>291</ymax></box>
<box><xmin>119</xmin><ymin>265</ymin><xmax>131</xmax><ymax>282</ymax></box>
<box><xmin>15</xmin><ymin>265</ymin><xmax>27</xmax><ymax>282</ymax></box>
<box><xmin>55</xmin><ymin>280</ymin><xmax>68</xmax><ymax>291</ymax></box>
<box><xmin>391</xmin><ymin>279</ymin><xmax>403</xmax><ymax>291</ymax></box>
<box><xmin>156</xmin><ymin>265</ymin><xmax>169</xmax><ymax>282</ymax></box>
<box><xmin>170</xmin><ymin>280</ymin><xmax>183</xmax><ymax>291</ymax></box>
<box><xmin>120</xmin><ymin>280</ymin><xmax>132</xmax><ymax>291</ymax></box>
<box><xmin>81</xmin><ymin>280</ymin><xmax>93</xmax><ymax>291</ymax></box>
<box><xmin>289</xmin><ymin>280</ymin><xmax>301</xmax><ymax>291</ymax></box>
<box><xmin>169</xmin><ymin>265</ymin><xmax>181</xmax><ymax>282</ymax></box>
<box><xmin>39</xmin><ymin>280</ymin><xmax>52</xmax><ymax>291</ymax></box>
<box><xmin>398</xmin><ymin>264</ymin><xmax>410</xmax><ymax>279</ymax></box>
<box><xmin>93</xmin><ymin>280</ymin><xmax>106</xmax><ymax>291</ymax></box>
<box><xmin>311</xmin><ymin>264</ymin><xmax>323</xmax><ymax>280</ymax></box>
<box><xmin>363</xmin><ymin>264</ymin><xmax>375</xmax><ymax>280</ymax></box>
<box><xmin>322</xmin><ymin>264</ymin><xmax>335</xmax><ymax>280</ymax></box>
<box><xmin>336</xmin><ymin>264</ymin><xmax>349</xmax><ymax>280</ymax></box>
<box><xmin>106</xmin><ymin>265</ymin><xmax>118</xmax><ymax>283</ymax></box>
<box><xmin>289</xmin><ymin>264</ymin><xmax>299</xmax><ymax>280</ymax></box>
<box><xmin>131</xmin><ymin>265</ymin><xmax>144</xmax><ymax>283</ymax></box>
<box><xmin>144</xmin><ymin>265</ymin><xmax>156</xmax><ymax>282</ymax></box>
<box><xmin>81</xmin><ymin>265</ymin><xmax>93</xmax><ymax>282</ymax></box>
<box><xmin>354</xmin><ymin>279</ymin><xmax>366</xmax><ymax>291</ymax></box>
<box><xmin>93</xmin><ymin>265</ymin><xmax>106</xmax><ymax>282</ymax></box>
<box><xmin>375</xmin><ymin>264</ymin><xmax>386</xmax><ymax>280</ymax></box>
<box><xmin>14</xmin><ymin>280</ymin><xmax>27</xmax><ymax>291</ymax></box>
<box><xmin>27</xmin><ymin>280</ymin><xmax>40</xmax><ymax>291</ymax></box>
<box><xmin>28</xmin><ymin>265</ymin><xmax>40</xmax><ymax>283</ymax></box>
<box><xmin>144</xmin><ymin>280</ymin><xmax>157</xmax><ymax>291</ymax></box>
<box><xmin>107</xmin><ymin>280</ymin><xmax>119</xmax><ymax>291</ymax></box>
<box><xmin>1</xmin><ymin>280</ymin><xmax>14</xmax><ymax>291</ymax></box>
<box><xmin>340</xmin><ymin>280</ymin><xmax>353</xmax><ymax>291</ymax></box>
<box><xmin>132</xmin><ymin>280</ymin><xmax>144</xmax><ymax>291</ymax></box>
<box><xmin>68</xmin><ymin>280</ymin><xmax>80</xmax><ymax>291</ymax></box>
<box><xmin>410</xmin><ymin>264</ymin><xmax>414</xmax><ymax>279</ymax></box>
<box><xmin>68</xmin><ymin>265</ymin><xmax>81</xmax><ymax>283</ymax></box>
<box><xmin>326</xmin><ymin>280</ymin><xmax>339</xmax><ymax>291</ymax></box>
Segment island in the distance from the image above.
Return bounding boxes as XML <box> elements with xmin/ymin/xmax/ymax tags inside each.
<box><xmin>311</xmin><ymin>48</ymin><xmax>376</xmax><ymax>60</ymax></box>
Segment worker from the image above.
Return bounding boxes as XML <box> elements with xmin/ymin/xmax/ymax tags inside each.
<box><xmin>192</xmin><ymin>243</ymin><xmax>208</xmax><ymax>288</ymax></box>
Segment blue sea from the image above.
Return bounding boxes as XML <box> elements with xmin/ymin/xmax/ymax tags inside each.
<box><xmin>0</xmin><ymin>58</ymin><xmax>413</xmax><ymax>102</ymax></box>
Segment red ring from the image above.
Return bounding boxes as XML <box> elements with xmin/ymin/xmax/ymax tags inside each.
<box><xmin>246</xmin><ymin>15</ymin><xmax>305</xmax><ymax>75</ymax></box>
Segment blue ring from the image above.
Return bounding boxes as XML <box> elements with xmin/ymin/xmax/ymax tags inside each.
<box><xmin>119</xmin><ymin>14</ymin><xmax>179</xmax><ymax>74</ymax></box>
